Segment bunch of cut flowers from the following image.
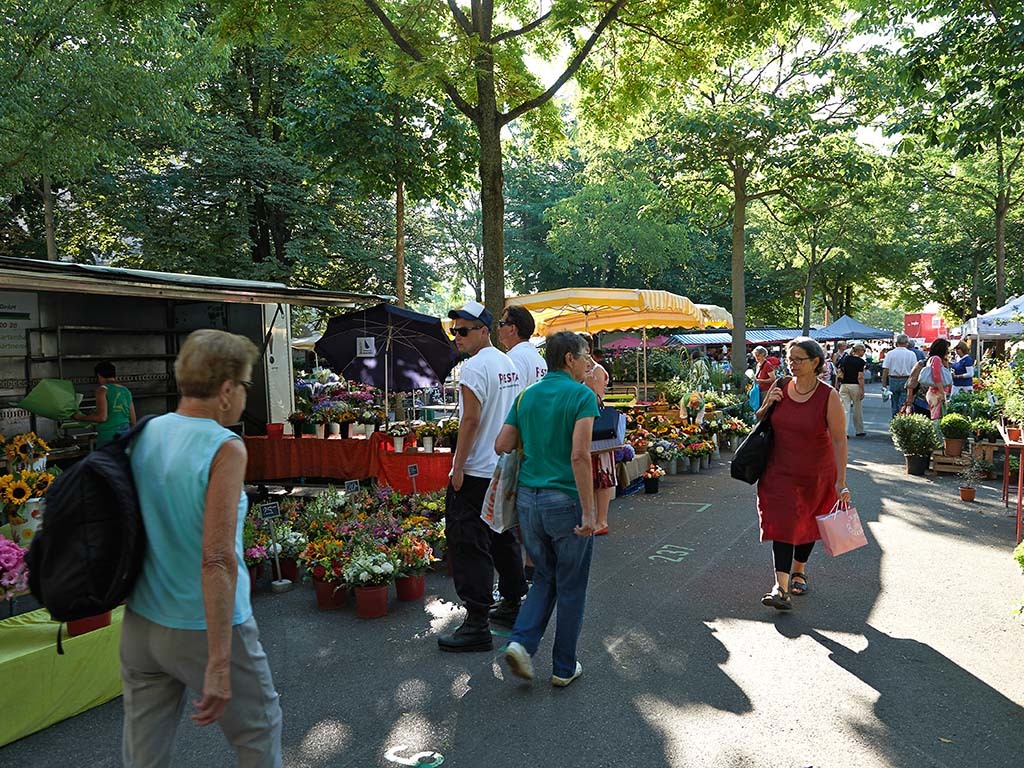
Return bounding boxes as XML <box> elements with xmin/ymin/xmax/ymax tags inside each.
<box><xmin>0</xmin><ymin>535</ymin><xmax>28</xmax><ymax>600</ymax></box>
<box><xmin>642</xmin><ymin>464</ymin><xmax>666</xmax><ymax>480</ymax></box>
<box><xmin>343</xmin><ymin>544</ymin><xmax>399</xmax><ymax>586</ymax></box>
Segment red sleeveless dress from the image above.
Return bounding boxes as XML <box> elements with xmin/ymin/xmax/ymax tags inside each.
<box><xmin>756</xmin><ymin>382</ymin><xmax>838</xmax><ymax>544</ymax></box>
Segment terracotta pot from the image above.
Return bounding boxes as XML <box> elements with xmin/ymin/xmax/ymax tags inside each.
<box><xmin>67</xmin><ymin>611</ymin><xmax>112</xmax><ymax>637</ymax></box>
<box><xmin>313</xmin><ymin>578</ymin><xmax>347</xmax><ymax>610</ymax></box>
<box><xmin>943</xmin><ymin>437</ymin><xmax>965</xmax><ymax>457</ymax></box>
<box><xmin>643</xmin><ymin>478</ymin><xmax>660</xmax><ymax>494</ymax></box>
<box><xmin>266</xmin><ymin>422</ymin><xmax>284</xmax><ymax>439</ymax></box>
<box><xmin>959</xmin><ymin>486</ymin><xmax>977</xmax><ymax>502</ymax></box>
<box><xmin>395</xmin><ymin>573</ymin><xmax>426</xmax><ymax>601</ymax></box>
<box><xmin>355</xmin><ymin>584</ymin><xmax>389</xmax><ymax>618</ymax></box>
<box><xmin>905</xmin><ymin>455</ymin><xmax>930</xmax><ymax>476</ymax></box>
<box><xmin>277</xmin><ymin>557</ymin><xmax>298</xmax><ymax>583</ymax></box>
<box><xmin>1008</xmin><ymin>426</ymin><xmax>1023</xmax><ymax>442</ymax></box>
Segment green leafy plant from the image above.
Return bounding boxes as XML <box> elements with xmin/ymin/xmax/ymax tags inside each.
<box><xmin>939</xmin><ymin>413</ymin><xmax>971</xmax><ymax>439</ymax></box>
<box><xmin>958</xmin><ymin>458</ymin><xmax>985</xmax><ymax>489</ymax></box>
<box><xmin>890</xmin><ymin>414</ymin><xmax>941</xmax><ymax>457</ymax></box>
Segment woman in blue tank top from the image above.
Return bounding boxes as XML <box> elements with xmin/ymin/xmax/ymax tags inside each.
<box><xmin>121</xmin><ymin>329</ymin><xmax>282</xmax><ymax>767</ymax></box>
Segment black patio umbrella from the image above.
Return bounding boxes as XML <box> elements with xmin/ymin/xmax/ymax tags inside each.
<box><xmin>314</xmin><ymin>303</ymin><xmax>457</xmax><ymax>402</ymax></box>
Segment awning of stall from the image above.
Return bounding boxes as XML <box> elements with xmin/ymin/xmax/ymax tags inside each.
<box><xmin>671</xmin><ymin>328</ymin><xmax>806</xmax><ymax>346</ymax></box>
<box><xmin>0</xmin><ymin>256</ymin><xmax>389</xmax><ymax>308</ymax></box>
<box><xmin>695</xmin><ymin>304</ymin><xmax>733</xmax><ymax>329</ymax></box>
<box><xmin>959</xmin><ymin>295</ymin><xmax>1024</xmax><ymax>340</ymax></box>
<box><xmin>810</xmin><ymin>315</ymin><xmax>893</xmax><ymax>341</ymax></box>
<box><xmin>507</xmin><ymin>287</ymin><xmax>703</xmax><ymax>332</ymax></box>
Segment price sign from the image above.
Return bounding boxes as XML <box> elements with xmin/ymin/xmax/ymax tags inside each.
<box><xmin>344</xmin><ymin>480</ymin><xmax>361</xmax><ymax>494</ymax></box>
<box><xmin>407</xmin><ymin>464</ymin><xmax>419</xmax><ymax>478</ymax></box>
<box><xmin>257</xmin><ymin>501</ymin><xmax>281</xmax><ymax>521</ymax></box>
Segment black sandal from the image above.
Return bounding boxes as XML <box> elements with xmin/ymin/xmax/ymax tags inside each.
<box><xmin>761</xmin><ymin>585</ymin><xmax>792</xmax><ymax>610</ymax></box>
<box><xmin>790</xmin><ymin>573</ymin><xmax>809</xmax><ymax>596</ymax></box>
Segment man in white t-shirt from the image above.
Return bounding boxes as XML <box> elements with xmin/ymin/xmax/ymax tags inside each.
<box><xmin>881</xmin><ymin>333</ymin><xmax>919</xmax><ymax>418</ymax></box>
<box><xmin>438</xmin><ymin>301</ymin><xmax>528</xmax><ymax>653</ymax></box>
<box><xmin>498</xmin><ymin>304</ymin><xmax>547</xmax><ymax>393</ymax></box>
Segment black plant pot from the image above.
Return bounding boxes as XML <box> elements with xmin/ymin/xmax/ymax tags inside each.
<box><xmin>905</xmin><ymin>454</ymin><xmax>930</xmax><ymax>476</ymax></box>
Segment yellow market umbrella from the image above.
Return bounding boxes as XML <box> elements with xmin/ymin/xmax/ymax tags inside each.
<box><xmin>695</xmin><ymin>304</ymin><xmax>733</xmax><ymax>329</ymax></box>
<box><xmin>506</xmin><ymin>287</ymin><xmax>649</xmax><ymax>315</ymax></box>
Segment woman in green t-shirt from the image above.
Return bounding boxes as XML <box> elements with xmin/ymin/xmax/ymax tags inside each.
<box><xmin>74</xmin><ymin>360</ymin><xmax>137</xmax><ymax>446</ymax></box>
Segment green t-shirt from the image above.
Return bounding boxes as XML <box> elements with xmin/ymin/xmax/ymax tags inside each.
<box><xmin>96</xmin><ymin>382</ymin><xmax>133</xmax><ymax>446</ymax></box>
<box><xmin>505</xmin><ymin>369</ymin><xmax>600</xmax><ymax>497</ymax></box>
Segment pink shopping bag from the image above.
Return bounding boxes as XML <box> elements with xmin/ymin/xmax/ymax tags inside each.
<box><xmin>815</xmin><ymin>500</ymin><xmax>868</xmax><ymax>557</ymax></box>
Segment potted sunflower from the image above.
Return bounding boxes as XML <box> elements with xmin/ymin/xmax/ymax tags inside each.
<box><xmin>1</xmin><ymin>468</ymin><xmax>56</xmax><ymax>545</ymax></box>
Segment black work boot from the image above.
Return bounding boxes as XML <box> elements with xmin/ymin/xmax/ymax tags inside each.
<box><xmin>488</xmin><ymin>597</ymin><xmax>521</xmax><ymax>628</ymax></box>
<box><xmin>437</xmin><ymin>610</ymin><xmax>493</xmax><ymax>652</ymax></box>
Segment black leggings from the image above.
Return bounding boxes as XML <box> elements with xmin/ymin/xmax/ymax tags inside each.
<box><xmin>772</xmin><ymin>541</ymin><xmax>815</xmax><ymax>574</ymax></box>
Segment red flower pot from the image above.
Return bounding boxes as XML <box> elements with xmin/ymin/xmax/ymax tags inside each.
<box><xmin>277</xmin><ymin>557</ymin><xmax>298</xmax><ymax>583</ymax></box>
<box><xmin>395</xmin><ymin>573</ymin><xmax>426</xmax><ymax>601</ymax></box>
<box><xmin>313</xmin><ymin>578</ymin><xmax>347</xmax><ymax>610</ymax></box>
<box><xmin>355</xmin><ymin>584</ymin><xmax>389</xmax><ymax>618</ymax></box>
<box><xmin>247</xmin><ymin>565</ymin><xmax>259</xmax><ymax>595</ymax></box>
<box><xmin>67</xmin><ymin>611</ymin><xmax>112</xmax><ymax>637</ymax></box>
<box><xmin>266</xmin><ymin>422</ymin><xmax>284</xmax><ymax>438</ymax></box>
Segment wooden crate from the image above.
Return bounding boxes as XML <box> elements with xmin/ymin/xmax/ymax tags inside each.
<box><xmin>932</xmin><ymin>449</ymin><xmax>971</xmax><ymax>475</ymax></box>
<box><xmin>973</xmin><ymin>440</ymin><xmax>1001</xmax><ymax>464</ymax></box>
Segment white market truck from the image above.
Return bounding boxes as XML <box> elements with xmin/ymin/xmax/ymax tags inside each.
<box><xmin>0</xmin><ymin>256</ymin><xmax>382</xmax><ymax>453</ymax></box>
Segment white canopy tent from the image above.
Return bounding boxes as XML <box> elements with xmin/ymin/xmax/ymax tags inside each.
<box><xmin>960</xmin><ymin>295</ymin><xmax>1024</xmax><ymax>340</ymax></box>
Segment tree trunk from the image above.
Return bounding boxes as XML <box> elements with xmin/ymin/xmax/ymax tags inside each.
<box><xmin>395</xmin><ymin>178</ymin><xmax>406</xmax><ymax>306</ymax></box>
<box><xmin>802</xmin><ymin>263</ymin><xmax>815</xmax><ymax>336</ymax></box>
<box><xmin>42</xmin><ymin>175</ymin><xmax>57</xmax><ymax>261</ymax></box>
<box><xmin>730</xmin><ymin>164</ymin><xmax>748</xmax><ymax>376</ymax></box>
<box><xmin>995</xmin><ymin>130</ymin><xmax>1007</xmax><ymax>306</ymax></box>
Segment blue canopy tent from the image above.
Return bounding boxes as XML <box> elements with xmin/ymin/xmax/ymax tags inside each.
<box><xmin>810</xmin><ymin>315</ymin><xmax>893</xmax><ymax>341</ymax></box>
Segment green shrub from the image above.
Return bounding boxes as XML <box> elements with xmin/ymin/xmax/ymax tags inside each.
<box><xmin>939</xmin><ymin>413</ymin><xmax>971</xmax><ymax>439</ymax></box>
<box><xmin>970</xmin><ymin>418</ymin><xmax>1001</xmax><ymax>442</ymax></box>
<box><xmin>890</xmin><ymin>414</ymin><xmax>941</xmax><ymax>457</ymax></box>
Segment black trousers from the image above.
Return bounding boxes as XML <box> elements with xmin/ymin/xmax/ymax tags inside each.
<box><xmin>446</xmin><ymin>475</ymin><xmax>527</xmax><ymax>614</ymax></box>
<box><xmin>772</xmin><ymin>541</ymin><xmax>815</xmax><ymax>574</ymax></box>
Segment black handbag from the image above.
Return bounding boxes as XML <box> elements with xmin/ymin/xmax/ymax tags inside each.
<box><xmin>730</xmin><ymin>378</ymin><xmax>788</xmax><ymax>485</ymax></box>
<box><xmin>592</xmin><ymin>404</ymin><xmax>621</xmax><ymax>441</ymax></box>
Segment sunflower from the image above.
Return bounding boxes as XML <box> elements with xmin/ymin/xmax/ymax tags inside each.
<box><xmin>4</xmin><ymin>481</ymin><xmax>32</xmax><ymax>505</ymax></box>
<box><xmin>16</xmin><ymin>441</ymin><xmax>33</xmax><ymax>458</ymax></box>
<box><xmin>33</xmin><ymin>473</ymin><xmax>54</xmax><ymax>494</ymax></box>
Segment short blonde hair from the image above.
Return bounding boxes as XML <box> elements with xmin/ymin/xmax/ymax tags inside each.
<box><xmin>175</xmin><ymin>330</ymin><xmax>259</xmax><ymax>398</ymax></box>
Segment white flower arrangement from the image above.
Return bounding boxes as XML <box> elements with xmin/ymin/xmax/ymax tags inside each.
<box><xmin>343</xmin><ymin>546</ymin><xmax>399</xmax><ymax>586</ymax></box>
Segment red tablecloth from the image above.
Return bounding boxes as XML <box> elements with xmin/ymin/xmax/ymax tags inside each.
<box><xmin>244</xmin><ymin>433</ymin><xmax>388</xmax><ymax>482</ymax></box>
<box><xmin>244</xmin><ymin>433</ymin><xmax>452</xmax><ymax>493</ymax></box>
<box><xmin>377</xmin><ymin>448</ymin><xmax>453</xmax><ymax>494</ymax></box>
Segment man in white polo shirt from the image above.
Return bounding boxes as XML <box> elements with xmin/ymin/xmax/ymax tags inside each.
<box><xmin>498</xmin><ymin>304</ymin><xmax>547</xmax><ymax>392</ymax></box>
<box><xmin>882</xmin><ymin>333</ymin><xmax>919</xmax><ymax>418</ymax></box>
<box><xmin>438</xmin><ymin>301</ymin><xmax>528</xmax><ymax>653</ymax></box>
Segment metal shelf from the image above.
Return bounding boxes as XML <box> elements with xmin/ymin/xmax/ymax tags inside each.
<box><xmin>28</xmin><ymin>354</ymin><xmax>179</xmax><ymax>362</ymax></box>
<box><xmin>32</xmin><ymin>326</ymin><xmax>192</xmax><ymax>335</ymax></box>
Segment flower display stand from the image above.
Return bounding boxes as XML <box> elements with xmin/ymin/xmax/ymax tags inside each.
<box><xmin>355</xmin><ymin>584</ymin><xmax>389</xmax><ymax>618</ymax></box>
<box><xmin>313</xmin><ymin>579</ymin><xmax>347</xmax><ymax>610</ymax></box>
<box><xmin>395</xmin><ymin>574</ymin><xmax>426</xmax><ymax>601</ymax></box>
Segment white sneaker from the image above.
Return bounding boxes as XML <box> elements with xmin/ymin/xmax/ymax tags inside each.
<box><xmin>551</xmin><ymin>661</ymin><xmax>583</xmax><ymax>687</ymax></box>
<box><xmin>504</xmin><ymin>642</ymin><xmax>534</xmax><ymax>680</ymax></box>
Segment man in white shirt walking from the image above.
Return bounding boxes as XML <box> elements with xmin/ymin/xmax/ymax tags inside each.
<box><xmin>881</xmin><ymin>333</ymin><xmax>919</xmax><ymax>418</ymax></box>
<box><xmin>498</xmin><ymin>304</ymin><xmax>547</xmax><ymax>392</ymax></box>
<box><xmin>438</xmin><ymin>301</ymin><xmax>528</xmax><ymax>653</ymax></box>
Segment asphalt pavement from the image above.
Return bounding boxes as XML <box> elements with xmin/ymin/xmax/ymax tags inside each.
<box><xmin>4</xmin><ymin>383</ymin><xmax>1023</xmax><ymax>768</ymax></box>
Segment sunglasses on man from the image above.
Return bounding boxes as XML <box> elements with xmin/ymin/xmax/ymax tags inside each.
<box><xmin>451</xmin><ymin>325</ymin><xmax>485</xmax><ymax>337</ymax></box>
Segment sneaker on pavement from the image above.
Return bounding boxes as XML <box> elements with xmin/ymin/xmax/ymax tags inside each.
<box><xmin>504</xmin><ymin>642</ymin><xmax>534</xmax><ymax>680</ymax></box>
<box><xmin>551</xmin><ymin>661</ymin><xmax>583</xmax><ymax>687</ymax></box>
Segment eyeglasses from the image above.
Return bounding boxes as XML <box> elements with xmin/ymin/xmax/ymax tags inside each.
<box><xmin>787</xmin><ymin>356</ymin><xmax>810</xmax><ymax>365</ymax></box>
<box><xmin>451</xmin><ymin>325</ymin><xmax>485</xmax><ymax>337</ymax></box>
<box><xmin>498</xmin><ymin>320</ymin><xmax>515</xmax><ymax>328</ymax></box>
<box><xmin>238</xmin><ymin>379</ymin><xmax>254</xmax><ymax>390</ymax></box>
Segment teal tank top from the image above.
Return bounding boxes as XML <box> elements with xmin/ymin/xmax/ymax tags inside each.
<box><xmin>128</xmin><ymin>413</ymin><xmax>251</xmax><ymax>630</ymax></box>
<box><xmin>96</xmin><ymin>382</ymin><xmax>132</xmax><ymax>447</ymax></box>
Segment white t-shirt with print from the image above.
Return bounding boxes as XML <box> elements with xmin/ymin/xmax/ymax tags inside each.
<box><xmin>458</xmin><ymin>346</ymin><xmax>520</xmax><ymax>478</ymax></box>
<box><xmin>506</xmin><ymin>341</ymin><xmax>547</xmax><ymax>393</ymax></box>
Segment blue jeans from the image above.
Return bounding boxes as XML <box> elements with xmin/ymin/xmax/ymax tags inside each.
<box><xmin>888</xmin><ymin>377</ymin><xmax>908</xmax><ymax>417</ymax></box>
<box><xmin>509</xmin><ymin>487</ymin><xmax>594</xmax><ymax>678</ymax></box>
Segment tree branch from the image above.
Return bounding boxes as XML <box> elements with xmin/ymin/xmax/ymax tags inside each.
<box><xmin>492</xmin><ymin>10</ymin><xmax>553</xmax><ymax>43</ymax></box>
<box><xmin>446</xmin><ymin>0</ymin><xmax>473</xmax><ymax>35</ymax></box>
<box><xmin>362</xmin><ymin>0</ymin><xmax>479</xmax><ymax>121</ymax></box>
<box><xmin>502</xmin><ymin>0</ymin><xmax>627</xmax><ymax>125</ymax></box>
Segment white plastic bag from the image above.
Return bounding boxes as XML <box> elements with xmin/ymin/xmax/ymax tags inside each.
<box><xmin>481</xmin><ymin>452</ymin><xmax>520</xmax><ymax>533</ymax></box>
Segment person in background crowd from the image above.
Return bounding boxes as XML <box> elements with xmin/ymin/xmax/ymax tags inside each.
<box><xmin>755</xmin><ymin>337</ymin><xmax>850</xmax><ymax>610</ymax></box>
<box><xmin>439</xmin><ymin>301</ymin><xmax>528</xmax><ymax>651</ymax></box>
<box><xmin>881</xmin><ymin>334</ymin><xmax>918</xmax><ymax>418</ymax></box>
<box><xmin>831</xmin><ymin>341</ymin><xmax>848</xmax><ymax>369</ymax></box>
<box><xmin>837</xmin><ymin>342</ymin><xmax>867</xmax><ymax>437</ymax></box>
<box><xmin>122</xmin><ymin>330</ymin><xmax>282</xmax><ymax>767</ymax></box>
<box><xmin>497</xmin><ymin>331</ymin><xmax>599</xmax><ymax>688</ymax></box>
<box><xmin>908</xmin><ymin>339</ymin><xmax>926</xmax><ymax>361</ymax></box>
<box><xmin>906</xmin><ymin>338</ymin><xmax>953</xmax><ymax>425</ymax></box>
<box><xmin>591</xmin><ymin>348</ymin><xmax>611</xmax><ymax>386</ymax></box>
<box><xmin>818</xmin><ymin>353</ymin><xmax>838</xmax><ymax>388</ymax></box>
<box><xmin>498</xmin><ymin>305</ymin><xmax>548</xmax><ymax>391</ymax></box>
<box><xmin>579</xmin><ymin>333</ymin><xmax>614</xmax><ymax>536</ymax></box>
<box><xmin>951</xmin><ymin>340</ymin><xmax>975</xmax><ymax>395</ymax></box>
<box><xmin>753</xmin><ymin>346</ymin><xmax>781</xmax><ymax>393</ymax></box>
<box><xmin>73</xmin><ymin>361</ymin><xmax>137</xmax><ymax>447</ymax></box>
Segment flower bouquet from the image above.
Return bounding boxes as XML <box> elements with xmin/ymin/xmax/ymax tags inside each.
<box><xmin>1</xmin><ymin>468</ymin><xmax>55</xmax><ymax>544</ymax></box>
<box><xmin>439</xmin><ymin>418</ymin><xmax>460</xmax><ymax>448</ymax></box>
<box><xmin>386</xmin><ymin>422</ymin><xmax>412</xmax><ymax>437</ymax></box>
<box><xmin>0</xmin><ymin>535</ymin><xmax>28</xmax><ymax>601</ymax></box>
<box><xmin>243</xmin><ymin>543</ymin><xmax>268</xmax><ymax>569</ymax></box>
<box><xmin>344</xmin><ymin>545</ymin><xmax>398</xmax><ymax>586</ymax></box>
<box><xmin>394</xmin><ymin>534</ymin><xmax>434</xmax><ymax>576</ymax></box>
<box><xmin>643</xmin><ymin>464</ymin><xmax>666</xmax><ymax>480</ymax></box>
<box><xmin>649</xmin><ymin>441</ymin><xmax>673</xmax><ymax>465</ymax></box>
<box><xmin>4</xmin><ymin>432</ymin><xmax>50</xmax><ymax>470</ymax></box>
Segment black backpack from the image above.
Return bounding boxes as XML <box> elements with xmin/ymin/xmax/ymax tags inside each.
<box><xmin>27</xmin><ymin>416</ymin><xmax>154</xmax><ymax>651</ymax></box>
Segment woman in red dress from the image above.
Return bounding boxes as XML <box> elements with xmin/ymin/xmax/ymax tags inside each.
<box><xmin>755</xmin><ymin>337</ymin><xmax>852</xmax><ymax>610</ymax></box>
